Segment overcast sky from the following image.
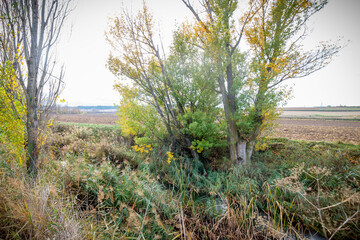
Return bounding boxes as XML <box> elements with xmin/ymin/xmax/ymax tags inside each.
<box><xmin>57</xmin><ymin>0</ymin><xmax>360</xmax><ymax>107</ymax></box>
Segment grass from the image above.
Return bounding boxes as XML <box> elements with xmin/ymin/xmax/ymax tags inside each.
<box><xmin>0</xmin><ymin>122</ymin><xmax>359</xmax><ymax>239</ymax></box>
<box><xmin>0</xmin><ymin>156</ymin><xmax>86</xmax><ymax>239</ymax></box>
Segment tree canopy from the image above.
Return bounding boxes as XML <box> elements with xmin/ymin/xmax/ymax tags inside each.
<box><xmin>107</xmin><ymin>0</ymin><xmax>340</xmax><ymax>166</ymax></box>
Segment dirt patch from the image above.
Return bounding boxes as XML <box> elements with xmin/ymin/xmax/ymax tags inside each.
<box><xmin>273</xmin><ymin>119</ymin><xmax>360</xmax><ymax>144</ymax></box>
<box><xmin>53</xmin><ymin>113</ymin><xmax>360</xmax><ymax>145</ymax></box>
<box><xmin>53</xmin><ymin>113</ymin><xmax>118</xmax><ymax>125</ymax></box>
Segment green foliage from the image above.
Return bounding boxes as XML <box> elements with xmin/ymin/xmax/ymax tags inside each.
<box><xmin>107</xmin><ymin>4</ymin><xmax>227</xmax><ymax>161</ymax></box>
<box><xmin>114</xmin><ymin>83</ymin><xmax>166</xmax><ymax>146</ymax></box>
<box><xmin>179</xmin><ymin>110</ymin><xmax>227</xmax><ymax>155</ymax></box>
<box><xmin>146</xmin><ymin>136</ymin><xmax>359</xmax><ymax>239</ymax></box>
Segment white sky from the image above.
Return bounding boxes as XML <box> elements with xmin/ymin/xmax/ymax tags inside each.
<box><xmin>57</xmin><ymin>0</ymin><xmax>360</xmax><ymax>107</ymax></box>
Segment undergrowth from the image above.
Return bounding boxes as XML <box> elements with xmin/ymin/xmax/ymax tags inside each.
<box><xmin>1</xmin><ymin>123</ymin><xmax>359</xmax><ymax>239</ymax></box>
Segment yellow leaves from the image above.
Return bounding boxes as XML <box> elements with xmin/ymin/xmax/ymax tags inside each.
<box><xmin>0</xmin><ymin>61</ymin><xmax>26</xmax><ymax>165</ymax></box>
<box><xmin>48</xmin><ymin>119</ymin><xmax>54</xmax><ymax>127</ymax></box>
<box><xmin>196</xmin><ymin>146</ymin><xmax>204</xmax><ymax>153</ymax></box>
<box><xmin>177</xmin><ymin>20</ymin><xmax>211</xmax><ymax>47</ymax></box>
<box><xmin>254</xmin><ymin>140</ymin><xmax>267</xmax><ymax>151</ymax></box>
<box><xmin>132</xmin><ymin>144</ymin><xmax>153</xmax><ymax>154</ymax></box>
<box><xmin>166</xmin><ymin>151</ymin><xmax>176</xmax><ymax>164</ymax></box>
<box><xmin>106</xmin><ymin>3</ymin><xmax>156</xmax><ymax>77</ymax></box>
<box><xmin>189</xmin><ymin>144</ymin><xmax>204</xmax><ymax>153</ymax></box>
<box><xmin>115</xmin><ymin>83</ymin><xmax>143</xmax><ymax>136</ymax></box>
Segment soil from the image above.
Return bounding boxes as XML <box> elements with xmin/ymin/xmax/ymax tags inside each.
<box><xmin>273</xmin><ymin>119</ymin><xmax>360</xmax><ymax>145</ymax></box>
<box><xmin>53</xmin><ymin>113</ymin><xmax>360</xmax><ymax>145</ymax></box>
<box><xmin>53</xmin><ymin>113</ymin><xmax>118</xmax><ymax>125</ymax></box>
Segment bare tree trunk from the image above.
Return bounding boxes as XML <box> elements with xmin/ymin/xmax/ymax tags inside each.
<box><xmin>26</xmin><ymin>108</ymin><xmax>38</xmax><ymax>176</ymax></box>
<box><xmin>24</xmin><ymin>0</ymin><xmax>39</xmax><ymax>176</ymax></box>
<box><xmin>218</xmin><ymin>73</ymin><xmax>242</xmax><ymax>164</ymax></box>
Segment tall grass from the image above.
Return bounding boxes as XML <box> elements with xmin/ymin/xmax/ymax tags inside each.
<box><xmin>0</xmin><ymin>157</ymin><xmax>86</xmax><ymax>239</ymax></box>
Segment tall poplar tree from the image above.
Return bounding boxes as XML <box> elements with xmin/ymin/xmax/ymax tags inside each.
<box><xmin>181</xmin><ymin>0</ymin><xmax>340</xmax><ymax>164</ymax></box>
<box><xmin>0</xmin><ymin>0</ymin><xmax>72</xmax><ymax>177</ymax></box>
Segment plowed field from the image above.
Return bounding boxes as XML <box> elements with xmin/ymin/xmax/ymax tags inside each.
<box><xmin>54</xmin><ymin>113</ymin><xmax>118</xmax><ymax>125</ymax></box>
<box><xmin>273</xmin><ymin>119</ymin><xmax>360</xmax><ymax>145</ymax></box>
<box><xmin>53</xmin><ymin>113</ymin><xmax>360</xmax><ymax>144</ymax></box>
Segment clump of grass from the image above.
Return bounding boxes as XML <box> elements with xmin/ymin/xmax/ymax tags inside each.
<box><xmin>45</xmin><ymin>123</ymin><xmax>133</xmax><ymax>166</ymax></box>
<box><xmin>63</xmin><ymin>156</ymin><xmax>179</xmax><ymax>239</ymax></box>
<box><xmin>272</xmin><ymin>163</ymin><xmax>360</xmax><ymax>239</ymax></box>
<box><xmin>0</xmin><ymin>160</ymin><xmax>86</xmax><ymax>240</ymax></box>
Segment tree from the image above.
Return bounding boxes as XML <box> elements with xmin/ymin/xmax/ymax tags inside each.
<box><xmin>0</xmin><ymin>0</ymin><xmax>72</xmax><ymax>177</ymax></box>
<box><xmin>242</xmin><ymin>0</ymin><xmax>340</xmax><ymax>162</ymax></box>
<box><xmin>180</xmin><ymin>0</ymin><xmax>340</xmax><ymax>164</ymax></box>
<box><xmin>107</xmin><ymin>5</ymin><xmax>224</xmax><ymax>159</ymax></box>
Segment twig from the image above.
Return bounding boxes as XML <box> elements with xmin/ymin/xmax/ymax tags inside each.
<box><xmin>179</xmin><ymin>201</ymin><xmax>187</xmax><ymax>240</ymax></box>
<box><xmin>328</xmin><ymin>210</ymin><xmax>359</xmax><ymax>240</ymax></box>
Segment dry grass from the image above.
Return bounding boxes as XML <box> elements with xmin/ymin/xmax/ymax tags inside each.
<box><xmin>0</xmin><ymin>162</ymin><xmax>87</xmax><ymax>239</ymax></box>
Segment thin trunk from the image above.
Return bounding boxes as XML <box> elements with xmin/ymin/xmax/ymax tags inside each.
<box><xmin>184</xmin><ymin>137</ymin><xmax>199</xmax><ymax>160</ymax></box>
<box><xmin>218</xmin><ymin>74</ymin><xmax>240</xmax><ymax>163</ymax></box>
<box><xmin>26</xmin><ymin>100</ymin><xmax>38</xmax><ymax>177</ymax></box>
<box><xmin>26</xmin><ymin>0</ymin><xmax>40</xmax><ymax>177</ymax></box>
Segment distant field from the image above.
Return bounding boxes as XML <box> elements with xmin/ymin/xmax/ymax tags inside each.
<box><xmin>280</xmin><ymin>110</ymin><xmax>360</xmax><ymax>120</ymax></box>
<box><xmin>53</xmin><ymin>113</ymin><xmax>118</xmax><ymax>125</ymax></box>
<box><xmin>280</xmin><ymin>107</ymin><xmax>360</xmax><ymax>121</ymax></box>
<box><xmin>283</xmin><ymin>106</ymin><xmax>360</xmax><ymax>111</ymax></box>
<box><xmin>53</xmin><ymin>112</ymin><xmax>360</xmax><ymax>145</ymax></box>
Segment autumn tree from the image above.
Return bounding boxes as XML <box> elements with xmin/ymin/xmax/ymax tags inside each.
<box><xmin>181</xmin><ymin>0</ymin><xmax>340</xmax><ymax>164</ymax></box>
<box><xmin>0</xmin><ymin>0</ymin><xmax>72</xmax><ymax>177</ymax></box>
<box><xmin>0</xmin><ymin>60</ymin><xmax>26</xmax><ymax>164</ymax></box>
<box><xmin>242</xmin><ymin>0</ymin><xmax>340</xmax><ymax>161</ymax></box>
<box><xmin>107</xmin><ymin>5</ymin><xmax>224</xmax><ymax>159</ymax></box>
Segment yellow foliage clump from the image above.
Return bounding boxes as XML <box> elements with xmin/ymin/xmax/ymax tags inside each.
<box><xmin>166</xmin><ymin>151</ymin><xmax>176</xmax><ymax>164</ymax></box>
<box><xmin>132</xmin><ymin>144</ymin><xmax>153</xmax><ymax>154</ymax></box>
<box><xmin>0</xmin><ymin>61</ymin><xmax>26</xmax><ymax>164</ymax></box>
<box><xmin>114</xmin><ymin>82</ymin><xmax>166</xmax><ymax>146</ymax></box>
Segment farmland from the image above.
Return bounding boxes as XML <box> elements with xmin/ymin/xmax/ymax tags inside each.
<box><xmin>280</xmin><ymin>107</ymin><xmax>360</xmax><ymax>121</ymax></box>
<box><xmin>53</xmin><ymin>109</ymin><xmax>360</xmax><ymax>144</ymax></box>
